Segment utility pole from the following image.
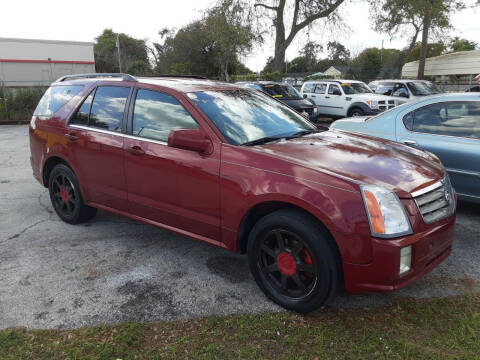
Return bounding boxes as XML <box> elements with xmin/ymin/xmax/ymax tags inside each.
<box><xmin>116</xmin><ymin>33</ymin><xmax>122</xmax><ymax>73</ymax></box>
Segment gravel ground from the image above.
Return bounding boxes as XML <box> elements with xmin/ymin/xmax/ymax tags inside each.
<box><xmin>0</xmin><ymin>125</ymin><xmax>479</xmax><ymax>330</ymax></box>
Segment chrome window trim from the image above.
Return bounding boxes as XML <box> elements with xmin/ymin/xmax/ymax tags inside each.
<box><xmin>69</xmin><ymin>124</ymin><xmax>123</xmax><ymax>137</ymax></box>
<box><xmin>68</xmin><ymin>124</ymin><xmax>168</xmax><ymax>146</ymax></box>
<box><xmin>411</xmin><ymin>180</ymin><xmax>443</xmax><ymax>198</ymax></box>
<box><xmin>400</xmin><ymin>99</ymin><xmax>480</xmax><ymax>141</ymax></box>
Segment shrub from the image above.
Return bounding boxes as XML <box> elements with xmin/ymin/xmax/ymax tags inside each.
<box><xmin>0</xmin><ymin>87</ymin><xmax>46</xmax><ymax>122</ymax></box>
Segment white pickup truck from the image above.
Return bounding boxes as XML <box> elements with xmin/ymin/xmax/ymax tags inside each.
<box><xmin>300</xmin><ymin>79</ymin><xmax>404</xmax><ymax>118</ymax></box>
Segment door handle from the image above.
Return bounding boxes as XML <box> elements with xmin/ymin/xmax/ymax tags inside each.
<box><xmin>325</xmin><ymin>96</ymin><xmax>330</xmax><ymax>98</ymax></box>
<box><xmin>403</xmin><ymin>139</ymin><xmax>418</xmax><ymax>146</ymax></box>
<box><xmin>311</xmin><ymin>95</ymin><xmax>316</xmax><ymax>98</ymax></box>
<box><xmin>64</xmin><ymin>133</ymin><xmax>79</xmax><ymax>141</ymax></box>
<box><xmin>126</xmin><ymin>146</ymin><xmax>145</xmax><ymax>156</ymax></box>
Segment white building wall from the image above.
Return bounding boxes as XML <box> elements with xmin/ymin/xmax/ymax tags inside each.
<box><xmin>0</xmin><ymin>37</ymin><xmax>95</xmax><ymax>87</ymax></box>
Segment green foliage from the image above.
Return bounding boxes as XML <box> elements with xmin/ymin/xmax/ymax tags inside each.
<box><xmin>448</xmin><ymin>37</ymin><xmax>478</xmax><ymax>52</ymax></box>
<box><xmin>127</xmin><ymin>60</ymin><xmax>152</xmax><ymax>76</ymax></box>
<box><xmin>351</xmin><ymin>48</ymin><xmax>382</xmax><ymax>81</ymax></box>
<box><xmin>0</xmin><ymin>87</ymin><xmax>46</xmax><ymax>121</ymax></box>
<box><xmin>94</xmin><ymin>29</ymin><xmax>151</xmax><ymax>73</ymax></box>
<box><xmin>405</xmin><ymin>42</ymin><xmax>446</xmax><ymax>62</ymax></box>
<box><xmin>260</xmin><ymin>71</ymin><xmax>282</xmax><ymax>82</ymax></box>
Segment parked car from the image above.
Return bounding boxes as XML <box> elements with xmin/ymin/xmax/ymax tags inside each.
<box><xmin>235</xmin><ymin>81</ymin><xmax>319</xmax><ymax>121</ymax></box>
<box><xmin>30</xmin><ymin>73</ymin><xmax>456</xmax><ymax>313</ymax></box>
<box><xmin>369</xmin><ymin>79</ymin><xmax>442</xmax><ymax>101</ymax></box>
<box><xmin>331</xmin><ymin>93</ymin><xmax>480</xmax><ymax>203</ymax></box>
<box><xmin>300</xmin><ymin>79</ymin><xmax>403</xmax><ymax>118</ymax></box>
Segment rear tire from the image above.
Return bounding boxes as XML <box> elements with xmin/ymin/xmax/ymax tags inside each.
<box><xmin>247</xmin><ymin>209</ymin><xmax>341</xmax><ymax>313</ymax></box>
<box><xmin>48</xmin><ymin>164</ymin><xmax>97</xmax><ymax>224</ymax></box>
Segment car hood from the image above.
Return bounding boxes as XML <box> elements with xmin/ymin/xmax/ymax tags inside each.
<box><xmin>253</xmin><ymin>130</ymin><xmax>444</xmax><ymax>197</ymax></box>
<box><xmin>280</xmin><ymin>98</ymin><xmax>314</xmax><ymax>109</ymax></box>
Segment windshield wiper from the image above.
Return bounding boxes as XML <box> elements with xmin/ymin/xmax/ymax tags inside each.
<box><xmin>241</xmin><ymin>136</ymin><xmax>285</xmax><ymax>146</ymax></box>
<box><xmin>284</xmin><ymin>129</ymin><xmax>319</xmax><ymax>139</ymax></box>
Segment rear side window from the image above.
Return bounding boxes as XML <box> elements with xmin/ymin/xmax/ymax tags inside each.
<box><xmin>70</xmin><ymin>90</ymin><xmax>95</xmax><ymax>126</ymax></box>
<box><xmin>89</xmin><ymin>86</ymin><xmax>130</xmax><ymax>132</ymax></box>
<box><xmin>132</xmin><ymin>89</ymin><xmax>198</xmax><ymax>142</ymax></box>
<box><xmin>303</xmin><ymin>83</ymin><xmax>316</xmax><ymax>93</ymax></box>
<box><xmin>33</xmin><ymin>85</ymin><xmax>83</xmax><ymax>116</ymax></box>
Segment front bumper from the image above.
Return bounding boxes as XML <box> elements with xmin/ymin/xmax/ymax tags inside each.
<box><xmin>343</xmin><ymin>214</ymin><xmax>455</xmax><ymax>294</ymax></box>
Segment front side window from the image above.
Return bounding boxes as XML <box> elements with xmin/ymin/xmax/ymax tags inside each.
<box><xmin>392</xmin><ymin>84</ymin><xmax>409</xmax><ymax>98</ymax></box>
<box><xmin>34</xmin><ymin>85</ymin><xmax>83</xmax><ymax>116</ymax></box>
<box><xmin>328</xmin><ymin>84</ymin><xmax>342</xmax><ymax>95</ymax></box>
<box><xmin>133</xmin><ymin>89</ymin><xmax>198</xmax><ymax>142</ymax></box>
<box><xmin>188</xmin><ymin>89</ymin><xmax>315</xmax><ymax>145</ymax></box>
<box><xmin>374</xmin><ymin>82</ymin><xmax>395</xmax><ymax>96</ymax></box>
<box><xmin>89</xmin><ymin>86</ymin><xmax>130</xmax><ymax>132</ymax></box>
<box><xmin>411</xmin><ymin>101</ymin><xmax>480</xmax><ymax>139</ymax></box>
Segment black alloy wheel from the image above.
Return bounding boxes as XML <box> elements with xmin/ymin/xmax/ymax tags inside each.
<box><xmin>247</xmin><ymin>209</ymin><xmax>341</xmax><ymax>313</ymax></box>
<box><xmin>48</xmin><ymin>164</ymin><xmax>97</xmax><ymax>224</ymax></box>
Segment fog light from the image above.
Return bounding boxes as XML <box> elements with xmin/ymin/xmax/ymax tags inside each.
<box><xmin>399</xmin><ymin>246</ymin><xmax>412</xmax><ymax>275</ymax></box>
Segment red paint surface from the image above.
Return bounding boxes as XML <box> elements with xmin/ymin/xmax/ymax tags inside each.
<box><xmin>29</xmin><ymin>78</ymin><xmax>456</xmax><ymax>295</ymax></box>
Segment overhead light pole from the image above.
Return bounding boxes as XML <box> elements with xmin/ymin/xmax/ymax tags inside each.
<box><xmin>116</xmin><ymin>33</ymin><xmax>122</xmax><ymax>73</ymax></box>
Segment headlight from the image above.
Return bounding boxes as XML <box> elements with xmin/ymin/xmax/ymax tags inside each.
<box><xmin>361</xmin><ymin>185</ymin><xmax>412</xmax><ymax>238</ymax></box>
<box><xmin>313</xmin><ymin>107</ymin><xmax>318</xmax><ymax>113</ymax></box>
<box><xmin>366</xmin><ymin>100</ymin><xmax>379</xmax><ymax>109</ymax></box>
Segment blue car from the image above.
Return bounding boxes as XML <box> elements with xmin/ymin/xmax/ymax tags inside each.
<box><xmin>331</xmin><ymin>93</ymin><xmax>480</xmax><ymax>203</ymax></box>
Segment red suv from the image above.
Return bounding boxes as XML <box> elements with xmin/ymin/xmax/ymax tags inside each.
<box><xmin>29</xmin><ymin>74</ymin><xmax>456</xmax><ymax>312</ymax></box>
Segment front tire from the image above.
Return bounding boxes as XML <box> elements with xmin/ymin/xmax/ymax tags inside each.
<box><xmin>48</xmin><ymin>164</ymin><xmax>97</xmax><ymax>224</ymax></box>
<box><xmin>247</xmin><ymin>209</ymin><xmax>341</xmax><ymax>313</ymax></box>
<box><xmin>348</xmin><ymin>108</ymin><xmax>365</xmax><ymax>117</ymax></box>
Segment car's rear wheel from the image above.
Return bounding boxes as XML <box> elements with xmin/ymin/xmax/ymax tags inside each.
<box><xmin>247</xmin><ymin>209</ymin><xmax>341</xmax><ymax>313</ymax></box>
<box><xmin>348</xmin><ymin>107</ymin><xmax>364</xmax><ymax>117</ymax></box>
<box><xmin>48</xmin><ymin>164</ymin><xmax>97</xmax><ymax>224</ymax></box>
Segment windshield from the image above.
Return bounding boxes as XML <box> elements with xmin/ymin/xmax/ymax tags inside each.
<box><xmin>407</xmin><ymin>81</ymin><xmax>440</xmax><ymax>96</ymax></box>
<box><xmin>341</xmin><ymin>82</ymin><xmax>373</xmax><ymax>95</ymax></box>
<box><xmin>261</xmin><ymin>84</ymin><xmax>302</xmax><ymax>99</ymax></box>
<box><xmin>188</xmin><ymin>89</ymin><xmax>315</xmax><ymax>145</ymax></box>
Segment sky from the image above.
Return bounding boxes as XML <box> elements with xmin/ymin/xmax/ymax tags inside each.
<box><xmin>1</xmin><ymin>0</ymin><xmax>478</xmax><ymax>72</ymax></box>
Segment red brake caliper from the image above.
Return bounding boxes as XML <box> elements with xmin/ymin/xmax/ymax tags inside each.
<box><xmin>304</xmin><ymin>249</ymin><xmax>313</xmax><ymax>265</ymax></box>
<box><xmin>60</xmin><ymin>188</ymin><xmax>69</xmax><ymax>203</ymax></box>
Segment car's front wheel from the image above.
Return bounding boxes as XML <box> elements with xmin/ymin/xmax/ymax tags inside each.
<box><xmin>348</xmin><ymin>107</ymin><xmax>365</xmax><ymax>117</ymax></box>
<box><xmin>48</xmin><ymin>164</ymin><xmax>97</xmax><ymax>224</ymax></box>
<box><xmin>247</xmin><ymin>209</ymin><xmax>341</xmax><ymax>313</ymax></box>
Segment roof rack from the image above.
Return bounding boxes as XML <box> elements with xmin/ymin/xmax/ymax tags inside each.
<box><xmin>56</xmin><ymin>73</ymin><xmax>137</xmax><ymax>82</ymax></box>
<box><xmin>137</xmin><ymin>74</ymin><xmax>208</xmax><ymax>80</ymax></box>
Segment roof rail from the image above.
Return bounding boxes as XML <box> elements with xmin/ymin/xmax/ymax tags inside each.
<box><xmin>137</xmin><ymin>74</ymin><xmax>208</xmax><ymax>80</ymax></box>
<box><xmin>56</xmin><ymin>73</ymin><xmax>137</xmax><ymax>82</ymax></box>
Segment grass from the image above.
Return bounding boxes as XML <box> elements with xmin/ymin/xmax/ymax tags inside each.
<box><xmin>1</xmin><ymin>294</ymin><xmax>479</xmax><ymax>359</ymax></box>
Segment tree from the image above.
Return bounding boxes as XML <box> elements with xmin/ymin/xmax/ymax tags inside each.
<box><xmin>254</xmin><ymin>0</ymin><xmax>345</xmax><ymax>73</ymax></box>
<box><xmin>369</xmin><ymin>0</ymin><xmax>464</xmax><ymax>79</ymax></box>
<box><xmin>94</xmin><ymin>29</ymin><xmax>150</xmax><ymax>73</ymax></box>
<box><xmin>327</xmin><ymin>41</ymin><xmax>350</xmax><ymax>62</ymax></box>
<box><xmin>405</xmin><ymin>42</ymin><xmax>445</xmax><ymax>62</ymax></box>
<box><xmin>350</xmin><ymin>48</ymin><xmax>381</xmax><ymax>81</ymax></box>
<box><xmin>448</xmin><ymin>37</ymin><xmax>477</xmax><ymax>52</ymax></box>
<box><xmin>204</xmin><ymin>0</ymin><xmax>261</xmax><ymax>81</ymax></box>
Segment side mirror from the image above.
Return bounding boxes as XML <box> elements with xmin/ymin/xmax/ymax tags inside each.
<box><xmin>303</xmin><ymin>94</ymin><xmax>308</xmax><ymax>99</ymax></box>
<box><xmin>168</xmin><ymin>129</ymin><xmax>213</xmax><ymax>155</ymax></box>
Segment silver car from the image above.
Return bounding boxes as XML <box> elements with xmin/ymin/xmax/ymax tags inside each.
<box><xmin>331</xmin><ymin>93</ymin><xmax>480</xmax><ymax>202</ymax></box>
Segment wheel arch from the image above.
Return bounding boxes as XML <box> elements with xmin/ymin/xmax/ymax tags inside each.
<box><xmin>41</xmin><ymin>155</ymin><xmax>74</xmax><ymax>187</ymax></box>
<box><xmin>347</xmin><ymin>102</ymin><xmax>370</xmax><ymax>116</ymax></box>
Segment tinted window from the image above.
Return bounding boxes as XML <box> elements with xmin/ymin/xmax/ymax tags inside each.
<box><xmin>328</xmin><ymin>84</ymin><xmax>341</xmax><ymax>95</ymax></box>
<box><xmin>412</xmin><ymin>101</ymin><xmax>480</xmax><ymax>139</ymax></box>
<box><xmin>188</xmin><ymin>89</ymin><xmax>315</xmax><ymax>145</ymax></box>
<box><xmin>34</xmin><ymin>85</ymin><xmax>83</xmax><ymax>116</ymax></box>
<box><xmin>133</xmin><ymin>89</ymin><xmax>198</xmax><ymax>142</ymax></box>
<box><xmin>261</xmin><ymin>84</ymin><xmax>301</xmax><ymax>99</ymax></box>
<box><xmin>403</xmin><ymin>113</ymin><xmax>414</xmax><ymax>130</ymax></box>
<box><xmin>303</xmin><ymin>83</ymin><xmax>316</xmax><ymax>93</ymax></box>
<box><xmin>89</xmin><ymin>86</ymin><xmax>130</xmax><ymax>132</ymax></box>
<box><xmin>314</xmin><ymin>84</ymin><xmax>326</xmax><ymax>94</ymax></box>
<box><xmin>70</xmin><ymin>90</ymin><xmax>94</xmax><ymax>125</ymax></box>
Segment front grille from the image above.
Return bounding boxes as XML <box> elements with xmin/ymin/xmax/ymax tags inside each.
<box><xmin>413</xmin><ymin>177</ymin><xmax>455</xmax><ymax>224</ymax></box>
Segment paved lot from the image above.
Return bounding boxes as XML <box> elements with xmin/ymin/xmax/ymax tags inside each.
<box><xmin>1</xmin><ymin>125</ymin><xmax>479</xmax><ymax>330</ymax></box>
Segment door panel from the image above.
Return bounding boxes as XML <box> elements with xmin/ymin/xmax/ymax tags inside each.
<box><xmin>396</xmin><ymin>101</ymin><xmax>480</xmax><ymax>200</ymax></box>
<box><xmin>325</xmin><ymin>84</ymin><xmax>346</xmax><ymax>116</ymax></box>
<box><xmin>124</xmin><ymin>88</ymin><xmax>221</xmax><ymax>240</ymax></box>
